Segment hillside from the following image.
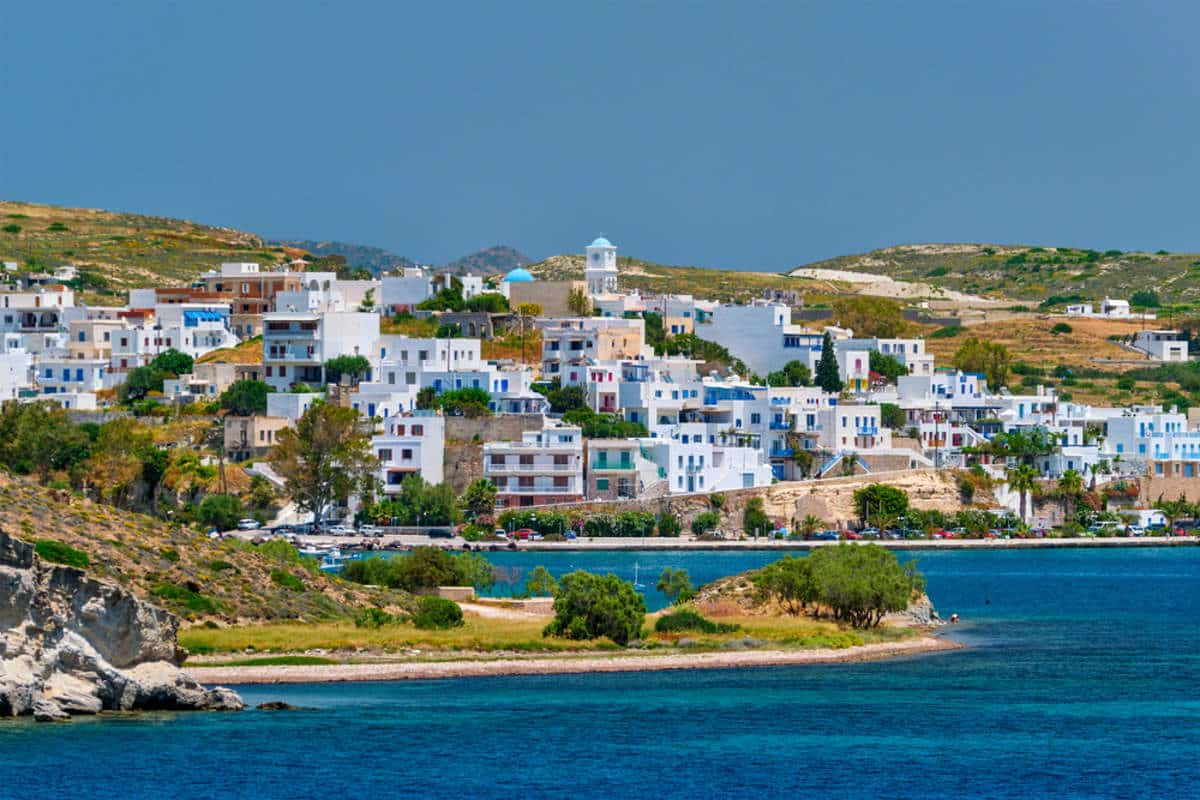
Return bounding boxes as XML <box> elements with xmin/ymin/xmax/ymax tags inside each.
<box><xmin>792</xmin><ymin>243</ymin><xmax>1200</xmax><ymax>305</ymax></box>
<box><xmin>0</xmin><ymin>199</ymin><xmax>284</xmax><ymax>300</ymax></box>
<box><xmin>531</xmin><ymin>254</ymin><xmax>841</xmax><ymax>302</ymax></box>
<box><xmin>444</xmin><ymin>245</ymin><xmax>530</xmax><ymax>276</ymax></box>
<box><xmin>269</xmin><ymin>239</ymin><xmax>416</xmax><ymax>273</ymax></box>
<box><xmin>0</xmin><ymin>475</ymin><xmax>403</xmax><ymax>623</ymax></box>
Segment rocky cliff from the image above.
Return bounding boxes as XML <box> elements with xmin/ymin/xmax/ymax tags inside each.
<box><xmin>0</xmin><ymin>531</ymin><xmax>242</xmax><ymax>721</ymax></box>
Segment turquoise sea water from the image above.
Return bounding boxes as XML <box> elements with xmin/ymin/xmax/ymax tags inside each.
<box><xmin>3</xmin><ymin>548</ymin><xmax>1199</xmax><ymax>799</ymax></box>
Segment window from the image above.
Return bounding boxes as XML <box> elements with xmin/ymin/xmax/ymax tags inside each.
<box><xmin>395</xmin><ymin>425</ymin><xmax>406</xmax><ymax>436</ymax></box>
<box><xmin>490</xmin><ymin>454</ymin><xmax>506</xmax><ymax>465</ymax></box>
<box><xmin>401</xmin><ymin>449</ymin><xmax>413</xmax><ymax>460</ymax></box>
<box><xmin>750</xmin><ymin>413</ymin><xmax>761</xmax><ymax>425</ymax></box>
<box><xmin>553</xmin><ymin>476</ymin><xmax>569</xmax><ymax>489</ymax></box>
<box><xmin>553</xmin><ymin>454</ymin><xmax>568</xmax><ymax>466</ymax></box>
<box><xmin>412</xmin><ymin>425</ymin><xmax>424</xmax><ymax>436</ymax></box>
<box><xmin>596</xmin><ymin>478</ymin><xmax>609</xmax><ymax>491</ymax></box>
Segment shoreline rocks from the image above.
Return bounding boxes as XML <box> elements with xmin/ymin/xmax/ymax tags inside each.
<box><xmin>0</xmin><ymin>531</ymin><xmax>243</xmax><ymax>721</ymax></box>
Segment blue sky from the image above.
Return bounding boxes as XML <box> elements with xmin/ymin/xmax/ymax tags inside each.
<box><xmin>3</xmin><ymin>2</ymin><xmax>1198</xmax><ymax>269</ymax></box>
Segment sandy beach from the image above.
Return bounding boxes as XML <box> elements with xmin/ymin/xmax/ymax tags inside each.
<box><xmin>188</xmin><ymin>635</ymin><xmax>961</xmax><ymax>685</ymax></box>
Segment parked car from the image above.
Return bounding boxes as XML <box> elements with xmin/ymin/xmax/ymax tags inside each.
<box><xmin>564</xmin><ymin>530</ymin><xmax>578</xmax><ymax>540</ymax></box>
<box><xmin>427</xmin><ymin>527</ymin><xmax>455</xmax><ymax>539</ymax></box>
<box><xmin>513</xmin><ymin>528</ymin><xmax>535</xmax><ymax>540</ymax></box>
<box><xmin>843</xmin><ymin>530</ymin><xmax>863</xmax><ymax>540</ymax></box>
<box><xmin>812</xmin><ymin>530</ymin><xmax>840</xmax><ymax>541</ymax></box>
<box><xmin>494</xmin><ymin>529</ymin><xmax>509</xmax><ymax>540</ymax></box>
<box><xmin>859</xmin><ymin>527</ymin><xmax>880</xmax><ymax>539</ymax></box>
<box><xmin>236</xmin><ymin>519</ymin><xmax>261</xmax><ymax>531</ymax></box>
<box><xmin>358</xmin><ymin>525</ymin><xmax>384</xmax><ymax>537</ymax></box>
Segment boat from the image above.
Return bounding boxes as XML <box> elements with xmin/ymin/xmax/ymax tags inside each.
<box><xmin>633</xmin><ymin>561</ymin><xmax>646</xmax><ymax>590</ymax></box>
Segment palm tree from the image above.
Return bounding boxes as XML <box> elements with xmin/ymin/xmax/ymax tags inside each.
<box><xmin>1058</xmin><ymin>469</ymin><xmax>1084</xmax><ymax>527</ymax></box>
<box><xmin>1006</xmin><ymin>464</ymin><xmax>1040</xmax><ymax>523</ymax></box>
<box><xmin>1153</xmin><ymin>495</ymin><xmax>1193</xmax><ymax>533</ymax></box>
<box><xmin>797</xmin><ymin>514</ymin><xmax>823</xmax><ymax>538</ymax></box>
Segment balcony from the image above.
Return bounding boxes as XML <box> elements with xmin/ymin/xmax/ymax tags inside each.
<box><xmin>591</xmin><ymin>459</ymin><xmax>634</xmax><ymax>471</ymax></box>
<box><xmin>266</xmin><ymin>346</ymin><xmax>319</xmax><ymax>362</ymax></box>
<box><xmin>769</xmin><ymin>420</ymin><xmax>793</xmax><ymax>430</ymax></box>
<box><xmin>487</xmin><ymin>461</ymin><xmax>578</xmax><ymax>474</ymax></box>
<box><xmin>770</xmin><ymin>447</ymin><xmax>795</xmax><ymax>458</ymax></box>
<box><xmin>857</xmin><ymin>426</ymin><xmax>879</xmax><ymax>436</ymax></box>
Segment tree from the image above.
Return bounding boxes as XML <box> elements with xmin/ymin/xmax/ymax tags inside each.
<box><xmin>791</xmin><ymin>448</ymin><xmax>814</xmax><ymax>478</ymax></box>
<box><xmin>198</xmin><ymin>494</ymin><xmax>243</xmax><ymax>531</ymax></box>
<box><xmin>150</xmin><ymin>349</ymin><xmax>193</xmax><ymax>377</ymax></box>
<box><xmin>366</xmin><ymin>474</ymin><xmax>458</xmax><ymax>526</ymax></box>
<box><xmin>219</xmin><ymin>379</ymin><xmax>272</xmax><ymax>416</ymax></box>
<box><xmin>797</xmin><ymin>514</ymin><xmax>824</xmax><ymax>537</ymax></box>
<box><xmin>809</xmin><ymin>544</ymin><xmax>923</xmax><ymax>628</ymax></box>
<box><xmin>415</xmin><ymin>386</ymin><xmax>438</xmax><ymax>410</ymax></box>
<box><xmin>324</xmin><ymin>355</ymin><xmax>371</xmax><ymax>386</ymax></box>
<box><xmin>435</xmin><ymin>387</ymin><xmax>492</xmax><ymax>417</ymax></box>
<box><xmin>953</xmin><ymin>337</ymin><xmax>1011</xmax><ymax>392</ymax></box>
<box><xmin>543</xmin><ymin>570</ymin><xmax>645</xmax><ymax>645</ymax></box>
<box><xmin>853</xmin><ymin>484</ymin><xmax>909</xmax><ymax>526</ymax></box>
<box><xmin>1130</xmin><ymin>289</ymin><xmax>1160</xmax><ymax>308</ymax></box>
<box><xmin>655</xmin><ymin>567</ymin><xmax>695</xmax><ymax>605</ymax></box>
<box><xmin>567</xmin><ymin>287</ymin><xmax>592</xmax><ymax>316</ymax></box>
<box><xmin>743</xmin><ymin>496</ymin><xmax>770</xmax><ymax>538</ymax></box>
<box><xmin>1058</xmin><ymin>469</ymin><xmax>1084</xmax><ymax>524</ymax></box>
<box><xmin>562</xmin><ymin>407</ymin><xmax>647</xmax><ymax>438</ymax></box>
<box><xmin>268</xmin><ymin>402</ymin><xmax>377</xmax><ymax>528</ymax></box>
<box><xmin>869</xmin><ymin>351</ymin><xmax>908</xmax><ymax>382</ymax></box>
<box><xmin>83</xmin><ymin>417</ymin><xmax>158</xmax><ymax>508</ymax></box>
<box><xmin>656</xmin><ymin>513</ymin><xmax>681</xmax><ymax>538</ymax></box>
<box><xmin>1006</xmin><ymin>464</ymin><xmax>1040</xmax><ymax>523</ymax></box>
<box><xmin>459</xmin><ymin>478</ymin><xmax>498</xmax><ymax>519</ymax></box>
<box><xmin>765</xmin><ymin>360</ymin><xmax>811</xmax><ymax>387</ymax></box>
<box><xmin>1153</xmin><ymin>495</ymin><xmax>1192</xmax><ymax>529</ymax></box>
<box><xmin>0</xmin><ymin>401</ymin><xmax>91</xmax><ymax>481</ymax></box>
<box><xmin>417</xmin><ymin>286</ymin><xmax>465</xmax><ymax>312</ymax></box>
<box><xmin>525</xmin><ymin>565</ymin><xmax>559</xmax><ymax>597</ymax></box>
<box><xmin>880</xmin><ymin>402</ymin><xmax>906</xmax><ymax>430</ymax></box>
<box><xmin>342</xmin><ymin>547</ymin><xmax>493</xmax><ymax>592</ymax></box>
<box><xmin>358</xmin><ymin>287</ymin><xmax>375</xmax><ymax>311</ymax></box>
<box><xmin>464</xmin><ymin>292</ymin><xmax>509</xmax><ymax>313</ymax></box>
<box><xmin>831</xmin><ymin>296</ymin><xmax>906</xmax><ymax>337</ymax></box>
<box><xmin>119</xmin><ymin>365</ymin><xmax>165</xmax><ymax>403</ymax></box>
<box><xmin>815</xmin><ymin>332</ymin><xmax>843</xmax><ymax>393</ymax></box>
<box><xmin>691</xmin><ymin>511</ymin><xmax>721</xmax><ymax>536</ymax></box>
<box><xmin>538</xmin><ymin>379</ymin><xmax>587</xmax><ymax>413</ymax></box>
<box><xmin>754</xmin><ymin>555</ymin><xmax>818</xmax><ymax>615</ymax></box>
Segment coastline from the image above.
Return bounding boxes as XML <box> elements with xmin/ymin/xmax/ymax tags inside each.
<box><xmin>187</xmin><ymin>635</ymin><xmax>962</xmax><ymax>685</ymax></box>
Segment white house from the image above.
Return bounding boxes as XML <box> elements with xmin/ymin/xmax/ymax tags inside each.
<box><xmin>380</xmin><ymin>268</ymin><xmax>434</xmax><ymax>313</ymax></box>
<box><xmin>262</xmin><ymin>311</ymin><xmax>380</xmax><ymax>391</ymax></box>
<box><xmin>1133</xmin><ymin>330</ymin><xmax>1188</xmax><ymax>362</ymax></box>
<box><xmin>373</xmin><ymin>411</ymin><xmax>445</xmax><ymax>492</ymax></box>
<box><xmin>484</xmin><ymin>425</ymin><xmax>585</xmax><ymax>508</ymax></box>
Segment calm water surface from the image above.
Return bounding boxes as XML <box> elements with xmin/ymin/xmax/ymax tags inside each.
<box><xmin>3</xmin><ymin>548</ymin><xmax>1198</xmax><ymax>799</ymax></box>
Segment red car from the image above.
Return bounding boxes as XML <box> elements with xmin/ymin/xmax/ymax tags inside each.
<box><xmin>843</xmin><ymin>531</ymin><xmax>863</xmax><ymax>540</ymax></box>
<box><xmin>513</xmin><ymin>528</ymin><xmax>535</xmax><ymax>540</ymax></box>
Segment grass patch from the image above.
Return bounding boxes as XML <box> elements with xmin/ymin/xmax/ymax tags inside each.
<box><xmin>34</xmin><ymin>539</ymin><xmax>90</xmax><ymax>569</ymax></box>
<box><xmin>192</xmin><ymin>655</ymin><xmax>339</xmax><ymax>667</ymax></box>
<box><xmin>270</xmin><ymin>568</ymin><xmax>306</xmax><ymax>592</ymax></box>
<box><xmin>151</xmin><ymin>582</ymin><xmax>221</xmax><ymax>614</ymax></box>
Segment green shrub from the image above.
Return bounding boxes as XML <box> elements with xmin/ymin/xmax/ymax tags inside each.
<box><xmin>543</xmin><ymin>571</ymin><xmax>645</xmax><ymax>645</ymax></box>
<box><xmin>160</xmin><ymin>547</ymin><xmax>180</xmax><ymax>562</ymax></box>
<box><xmin>1050</xmin><ymin>322</ymin><xmax>1073</xmax><ymax>335</ymax></box>
<box><xmin>412</xmin><ymin>596</ymin><xmax>464</xmax><ymax>629</ymax></box>
<box><xmin>270</xmin><ymin>568</ymin><xmax>305</xmax><ymax>592</ymax></box>
<box><xmin>929</xmin><ymin>326</ymin><xmax>962</xmax><ymax>339</ymax></box>
<box><xmin>34</xmin><ymin>540</ymin><xmax>90</xmax><ymax>569</ymax></box>
<box><xmin>354</xmin><ymin>607</ymin><xmax>399</xmax><ymax>628</ymax></box>
<box><xmin>151</xmin><ymin>582</ymin><xmax>220</xmax><ymax>614</ymax></box>
<box><xmin>654</xmin><ymin>608</ymin><xmax>739</xmax><ymax>635</ymax></box>
<box><xmin>691</xmin><ymin>511</ymin><xmax>720</xmax><ymax>536</ymax></box>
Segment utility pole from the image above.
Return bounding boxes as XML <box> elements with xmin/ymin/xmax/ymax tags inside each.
<box><xmin>933</xmin><ymin>401</ymin><xmax>941</xmax><ymax>469</ymax></box>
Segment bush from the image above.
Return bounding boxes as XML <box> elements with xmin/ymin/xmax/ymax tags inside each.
<box><xmin>929</xmin><ymin>326</ymin><xmax>962</xmax><ymax>339</ymax></box>
<box><xmin>270</xmin><ymin>568</ymin><xmax>306</xmax><ymax>592</ymax></box>
<box><xmin>654</xmin><ymin>608</ymin><xmax>739</xmax><ymax>635</ymax></box>
<box><xmin>160</xmin><ymin>547</ymin><xmax>180</xmax><ymax>563</ymax></box>
<box><xmin>354</xmin><ymin>607</ymin><xmax>399</xmax><ymax>628</ymax></box>
<box><xmin>543</xmin><ymin>571</ymin><xmax>645</xmax><ymax>646</ymax></box>
<box><xmin>208</xmin><ymin>559</ymin><xmax>235</xmax><ymax>572</ymax></box>
<box><xmin>198</xmin><ymin>494</ymin><xmax>243</xmax><ymax>531</ymax></box>
<box><xmin>151</xmin><ymin>582</ymin><xmax>220</xmax><ymax>614</ymax></box>
<box><xmin>34</xmin><ymin>539</ymin><xmax>90</xmax><ymax>569</ymax></box>
<box><xmin>1050</xmin><ymin>322</ymin><xmax>1073</xmax><ymax>335</ymax></box>
<box><xmin>657</xmin><ymin>513</ymin><xmax>681</xmax><ymax>537</ymax></box>
<box><xmin>412</xmin><ymin>595</ymin><xmax>464</xmax><ymax>629</ymax></box>
<box><xmin>691</xmin><ymin>511</ymin><xmax>720</xmax><ymax>536</ymax></box>
<box><xmin>341</xmin><ymin>548</ymin><xmax>494</xmax><ymax>592</ymax></box>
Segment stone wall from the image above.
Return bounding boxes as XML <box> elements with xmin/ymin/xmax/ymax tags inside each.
<box><xmin>443</xmin><ymin>414</ymin><xmax>544</xmax><ymax>493</ymax></box>
<box><xmin>526</xmin><ymin>469</ymin><xmax>969</xmax><ymax>533</ymax></box>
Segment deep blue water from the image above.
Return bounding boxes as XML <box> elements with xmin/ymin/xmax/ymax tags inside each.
<box><xmin>3</xmin><ymin>548</ymin><xmax>1199</xmax><ymax>800</ymax></box>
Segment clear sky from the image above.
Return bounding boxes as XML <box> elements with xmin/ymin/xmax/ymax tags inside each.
<box><xmin>3</xmin><ymin>2</ymin><xmax>1198</xmax><ymax>270</ymax></box>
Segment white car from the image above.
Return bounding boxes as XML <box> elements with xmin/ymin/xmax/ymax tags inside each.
<box><xmin>327</xmin><ymin>525</ymin><xmax>357</xmax><ymax>537</ymax></box>
<box><xmin>236</xmin><ymin>519</ymin><xmax>261</xmax><ymax>531</ymax></box>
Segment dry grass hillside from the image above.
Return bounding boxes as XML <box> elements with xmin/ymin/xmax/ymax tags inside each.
<box><xmin>0</xmin><ymin>475</ymin><xmax>404</xmax><ymax>623</ymax></box>
<box><xmin>531</xmin><ymin>254</ymin><xmax>845</xmax><ymax>302</ymax></box>
<box><xmin>0</xmin><ymin>199</ymin><xmax>286</xmax><ymax>300</ymax></box>
<box><xmin>793</xmin><ymin>243</ymin><xmax>1200</xmax><ymax>304</ymax></box>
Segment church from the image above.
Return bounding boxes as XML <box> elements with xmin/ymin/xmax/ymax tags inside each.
<box><xmin>585</xmin><ymin>236</ymin><xmax>618</xmax><ymax>296</ymax></box>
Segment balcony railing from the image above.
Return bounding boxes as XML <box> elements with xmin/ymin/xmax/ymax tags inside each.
<box><xmin>770</xmin><ymin>447</ymin><xmax>795</xmax><ymax>458</ymax></box>
<box><xmin>857</xmin><ymin>426</ymin><xmax>879</xmax><ymax>436</ymax></box>
<box><xmin>487</xmin><ymin>462</ymin><xmax>578</xmax><ymax>474</ymax></box>
<box><xmin>591</xmin><ymin>460</ymin><xmax>634</xmax><ymax>471</ymax></box>
<box><xmin>267</xmin><ymin>347</ymin><xmax>319</xmax><ymax>362</ymax></box>
<box><xmin>769</xmin><ymin>420</ymin><xmax>792</xmax><ymax>430</ymax></box>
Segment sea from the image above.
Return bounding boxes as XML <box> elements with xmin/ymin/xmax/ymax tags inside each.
<box><xmin>2</xmin><ymin>547</ymin><xmax>1198</xmax><ymax>800</ymax></box>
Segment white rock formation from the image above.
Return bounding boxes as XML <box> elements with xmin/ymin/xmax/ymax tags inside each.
<box><xmin>0</xmin><ymin>531</ymin><xmax>242</xmax><ymax>720</ymax></box>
